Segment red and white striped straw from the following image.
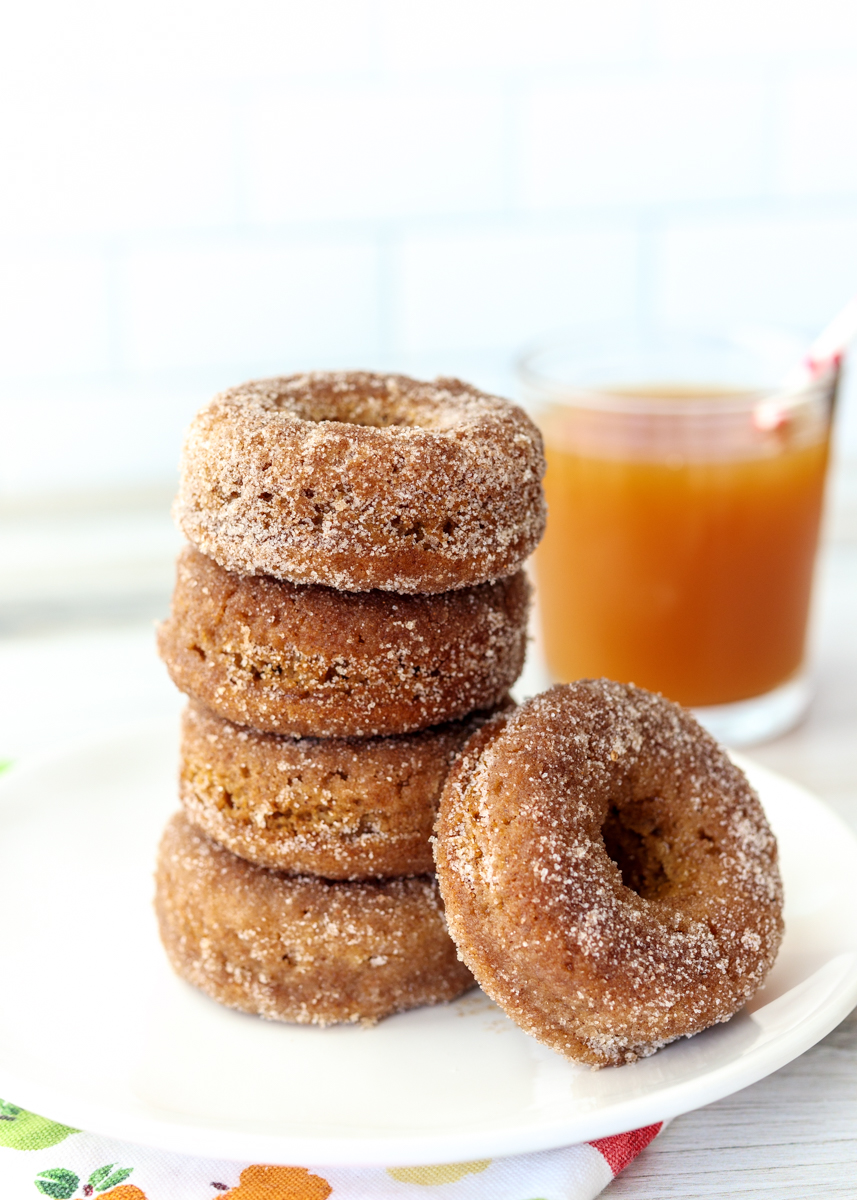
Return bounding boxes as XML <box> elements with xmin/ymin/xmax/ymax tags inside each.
<box><xmin>753</xmin><ymin>297</ymin><xmax>856</xmax><ymax>430</ymax></box>
<box><xmin>785</xmin><ymin>294</ymin><xmax>857</xmax><ymax>389</ymax></box>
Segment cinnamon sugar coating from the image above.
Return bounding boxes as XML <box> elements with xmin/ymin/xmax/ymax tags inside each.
<box><xmin>156</xmin><ymin>813</ymin><xmax>474</xmax><ymax>1025</ymax></box>
<box><xmin>180</xmin><ymin>699</ymin><xmax>512</xmax><ymax>879</ymax></box>
<box><xmin>158</xmin><ymin>545</ymin><xmax>529</xmax><ymax>737</ymax></box>
<box><xmin>434</xmin><ymin>680</ymin><xmax>784</xmax><ymax>1067</ymax></box>
<box><xmin>173</xmin><ymin>371</ymin><xmax>546</xmax><ymax>594</ymax></box>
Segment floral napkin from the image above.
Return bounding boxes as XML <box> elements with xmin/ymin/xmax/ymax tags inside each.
<box><xmin>0</xmin><ymin>1101</ymin><xmax>661</xmax><ymax>1200</ymax></box>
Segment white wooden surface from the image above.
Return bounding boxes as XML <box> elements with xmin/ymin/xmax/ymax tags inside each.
<box><xmin>608</xmin><ymin>1010</ymin><xmax>857</xmax><ymax>1196</ymax></box>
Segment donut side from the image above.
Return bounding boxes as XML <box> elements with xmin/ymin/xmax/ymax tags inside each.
<box><xmin>174</xmin><ymin>371</ymin><xmax>546</xmax><ymax>593</ymax></box>
<box><xmin>157</xmin><ymin>545</ymin><xmax>529</xmax><ymax>737</ymax></box>
<box><xmin>435</xmin><ymin>681</ymin><xmax>784</xmax><ymax>1067</ymax></box>
<box><xmin>179</xmin><ymin>699</ymin><xmax>513</xmax><ymax>879</ymax></box>
<box><xmin>155</xmin><ymin>813</ymin><xmax>475</xmax><ymax>1025</ymax></box>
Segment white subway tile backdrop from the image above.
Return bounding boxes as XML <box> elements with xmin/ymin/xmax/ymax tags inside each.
<box><xmin>520</xmin><ymin>78</ymin><xmax>771</xmax><ymax>209</ymax></box>
<box><xmin>395</xmin><ymin>223</ymin><xmax>640</xmax><ymax>352</ymax></box>
<box><xmin>122</xmin><ymin>237</ymin><xmax>383</xmax><ymax>373</ymax></box>
<box><xmin>1</xmin><ymin>0</ymin><xmax>856</xmax><ymax>497</ymax></box>
<box><xmin>246</xmin><ymin>86</ymin><xmax>509</xmax><ymax>224</ymax></box>
<box><xmin>657</xmin><ymin>214</ymin><xmax>857</xmax><ymax>331</ymax></box>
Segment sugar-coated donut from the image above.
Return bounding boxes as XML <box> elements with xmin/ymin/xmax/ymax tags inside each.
<box><xmin>434</xmin><ymin>680</ymin><xmax>784</xmax><ymax>1067</ymax></box>
<box><xmin>179</xmin><ymin>699</ymin><xmax>512</xmax><ymax>879</ymax></box>
<box><xmin>156</xmin><ymin>813</ymin><xmax>474</xmax><ymax>1025</ymax></box>
<box><xmin>173</xmin><ymin>371</ymin><xmax>546</xmax><ymax>594</ymax></box>
<box><xmin>158</xmin><ymin>545</ymin><xmax>529</xmax><ymax>738</ymax></box>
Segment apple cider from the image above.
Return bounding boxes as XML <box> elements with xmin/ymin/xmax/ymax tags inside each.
<box><xmin>535</xmin><ymin>385</ymin><xmax>833</xmax><ymax>708</ymax></box>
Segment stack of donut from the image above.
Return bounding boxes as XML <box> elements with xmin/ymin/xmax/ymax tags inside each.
<box><xmin>155</xmin><ymin>370</ymin><xmax>547</xmax><ymax>1026</ymax></box>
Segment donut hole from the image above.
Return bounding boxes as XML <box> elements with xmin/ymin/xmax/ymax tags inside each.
<box><xmin>272</xmin><ymin>378</ymin><xmax>465</xmax><ymax>430</ymax></box>
<box><xmin>299</xmin><ymin>396</ymin><xmax>452</xmax><ymax>430</ymax></box>
<box><xmin>602</xmin><ymin>799</ymin><xmax>672</xmax><ymax>901</ymax></box>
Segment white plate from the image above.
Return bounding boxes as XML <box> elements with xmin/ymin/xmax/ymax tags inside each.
<box><xmin>1</xmin><ymin>721</ymin><xmax>856</xmax><ymax>1167</ymax></box>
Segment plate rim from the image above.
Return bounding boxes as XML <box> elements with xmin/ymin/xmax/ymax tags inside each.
<box><xmin>2</xmin><ymin>723</ymin><xmax>857</xmax><ymax>1166</ymax></box>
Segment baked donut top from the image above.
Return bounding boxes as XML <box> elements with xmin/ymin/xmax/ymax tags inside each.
<box><xmin>441</xmin><ymin>681</ymin><xmax>782</xmax><ymax>914</ymax></box>
<box><xmin>214</xmin><ymin>371</ymin><xmax>514</xmax><ymax>430</ymax></box>
<box><xmin>174</xmin><ymin>371</ymin><xmax>546</xmax><ymax>593</ymax></box>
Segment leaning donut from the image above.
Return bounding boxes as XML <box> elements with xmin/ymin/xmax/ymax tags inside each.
<box><xmin>434</xmin><ymin>680</ymin><xmax>784</xmax><ymax>1067</ymax></box>
<box><xmin>158</xmin><ymin>545</ymin><xmax>528</xmax><ymax>737</ymax></box>
<box><xmin>156</xmin><ymin>813</ymin><xmax>474</xmax><ymax>1025</ymax></box>
<box><xmin>179</xmin><ymin>699</ymin><xmax>512</xmax><ymax>879</ymax></box>
<box><xmin>173</xmin><ymin>371</ymin><xmax>546</xmax><ymax>593</ymax></box>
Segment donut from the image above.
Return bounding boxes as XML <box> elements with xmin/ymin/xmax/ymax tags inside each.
<box><xmin>434</xmin><ymin>680</ymin><xmax>784</xmax><ymax>1067</ymax></box>
<box><xmin>173</xmin><ymin>371</ymin><xmax>546</xmax><ymax>594</ymax></box>
<box><xmin>179</xmin><ymin>699</ymin><xmax>512</xmax><ymax>879</ymax></box>
<box><xmin>155</xmin><ymin>813</ymin><xmax>474</xmax><ymax>1025</ymax></box>
<box><xmin>157</xmin><ymin>545</ymin><xmax>529</xmax><ymax>738</ymax></box>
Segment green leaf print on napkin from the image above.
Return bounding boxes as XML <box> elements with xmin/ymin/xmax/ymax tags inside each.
<box><xmin>88</xmin><ymin>1164</ymin><xmax>134</xmax><ymax>1192</ymax></box>
<box><xmin>0</xmin><ymin>1100</ymin><xmax>78</xmax><ymax>1151</ymax></box>
<box><xmin>30</xmin><ymin>1162</ymin><xmax>135</xmax><ymax>1199</ymax></box>
<box><xmin>34</xmin><ymin>1167</ymin><xmax>80</xmax><ymax>1199</ymax></box>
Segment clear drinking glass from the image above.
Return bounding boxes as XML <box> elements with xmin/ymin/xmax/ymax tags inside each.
<box><xmin>518</xmin><ymin>332</ymin><xmax>839</xmax><ymax>747</ymax></box>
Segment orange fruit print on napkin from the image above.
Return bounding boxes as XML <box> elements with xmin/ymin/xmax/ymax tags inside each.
<box><xmin>221</xmin><ymin>1165</ymin><xmax>332</xmax><ymax>1199</ymax></box>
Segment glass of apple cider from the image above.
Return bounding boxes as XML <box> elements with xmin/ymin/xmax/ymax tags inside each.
<box><xmin>519</xmin><ymin>332</ymin><xmax>839</xmax><ymax>746</ymax></box>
